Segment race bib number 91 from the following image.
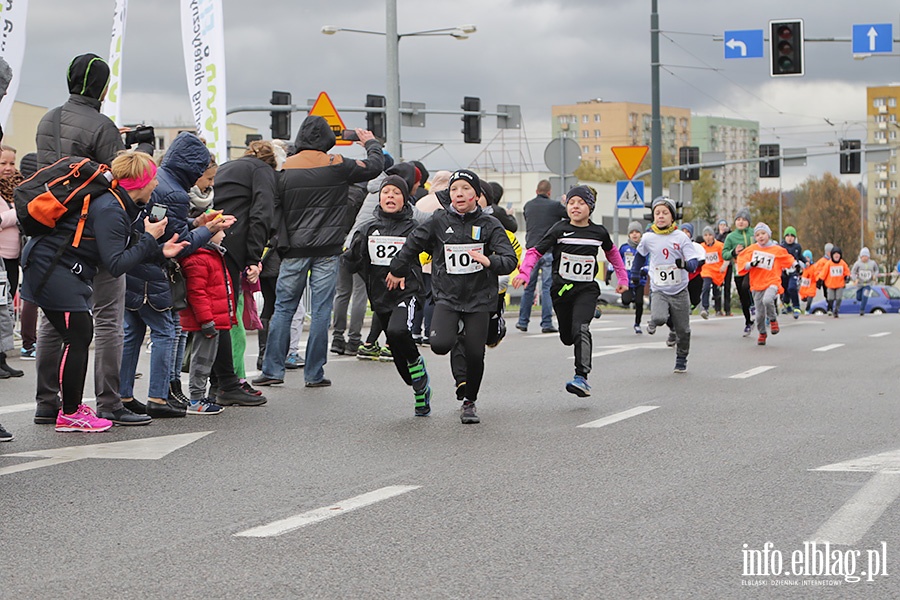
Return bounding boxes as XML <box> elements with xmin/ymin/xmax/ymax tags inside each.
<box><xmin>559</xmin><ymin>252</ymin><xmax>596</xmax><ymax>282</ymax></box>
<box><xmin>444</xmin><ymin>243</ymin><xmax>484</xmax><ymax>274</ymax></box>
<box><xmin>368</xmin><ymin>236</ymin><xmax>406</xmax><ymax>266</ymax></box>
<box><xmin>751</xmin><ymin>250</ymin><xmax>775</xmax><ymax>270</ymax></box>
<box><xmin>651</xmin><ymin>264</ymin><xmax>682</xmax><ymax>286</ymax></box>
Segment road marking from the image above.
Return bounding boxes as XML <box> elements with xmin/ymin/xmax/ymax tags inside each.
<box><xmin>730</xmin><ymin>366</ymin><xmax>776</xmax><ymax>379</ymax></box>
<box><xmin>0</xmin><ymin>431</ymin><xmax>212</xmax><ymax>476</ymax></box>
<box><xmin>589</xmin><ymin>341</ymin><xmax>668</xmax><ymax>358</ymax></box>
<box><xmin>869</xmin><ymin>332</ymin><xmax>892</xmax><ymax>338</ymax></box>
<box><xmin>234</xmin><ymin>485</ymin><xmax>421</xmax><ymax>538</ymax></box>
<box><xmin>0</xmin><ymin>398</ymin><xmax>95</xmax><ymax>416</ymax></box>
<box><xmin>812</xmin><ymin>343</ymin><xmax>844</xmax><ymax>352</ymax></box>
<box><xmin>590</xmin><ymin>327</ymin><xmax>625</xmax><ymax>332</ymax></box>
<box><xmin>577</xmin><ymin>406</ymin><xmax>659</xmax><ymax>429</ymax></box>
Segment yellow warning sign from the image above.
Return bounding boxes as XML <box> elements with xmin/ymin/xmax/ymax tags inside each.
<box><xmin>309</xmin><ymin>91</ymin><xmax>351</xmax><ymax>146</ymax></box>
<box><xmin>611</xmin><ymin>146</ymin><xmax>649</xmax><ymax>180</ymax></box>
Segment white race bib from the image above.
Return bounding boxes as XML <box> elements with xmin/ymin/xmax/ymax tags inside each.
<box><xmin>368</xmin><ymin>235</ymin><xmax>406</xmax><ymax>266</ymax></box>
<box><xmin>705</xmin><ymin>252</ymin><xmax>719</xmax><ymax>264</ymax></box>
<box><xmin>830</xmin><ymin>265</ymin><xmax>843</xmax><ymax>278</ymax></box>
<box><xmin>751</xmin><ymin>250</ymin><xmax>775</xmax><ymax>270</ymax></box>
<box><xmin>859</xmin><ymin>270</ymin><xmax>873</xmax><ymax>282</ymax></box>
<box><xmin>800</xmin><ymin>277</ymin><xmax>811</xmax><ymax>288</ymax></box>
<box><xmin>0</xmin><ymin>281</ymin><xmax>6</xmax><ymax>306</ymax></box>
<box><xmin>559</xmin><ymin>252</ymin><xmax>595</xmax><ymax>282</ymax></box>
<box><xmin>651</xmin><ymin>264</ymin><xmax>682</xmax><ymax>286</ymax></box>
<box><xmin>624</xmin><ymin>254</ymin><xmax>634</xmax><ymax>270</ymax></box>
<box><xmin>444</xmin><ymin>243</ymin><xmax>484</xmax><ymax>275</ymax></box>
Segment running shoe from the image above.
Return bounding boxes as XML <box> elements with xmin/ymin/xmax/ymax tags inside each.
<box><xmin>647</xmin><ymin>321</ymin><xmax>657</xmax><ymax>335</ymax></box>
<box><xmin>285</xmin><ymin>352</ymin><xmax>304</xmax><ymax>370</ymax></box>
<box><xmin>770</xmin><ymin>320</ymin><xmax>780</xmax><ymax>335</ymax></box>
<box><xmin>55</xmin><ymin>404</ymin><xmax>113</xmax><ymax>433</ymax></box>
<box><xmin>356</xmin><ymin>342</ymin><xmax>381</xmax><ymax>360</ymax></box>
<box><xmin>565</xmin><ymin>375</ymin><xmax>591</xmax><ymax>397</ymax></box>
<box><xmin>378</xmin><ymin>346</ymin><xmax>394</xmax><ymax>362</ymax></box>
<box><xmin>666</xmin><ymin>332</ymin><xmax>677</xmax><ymax>347</ymax></box>
<box><xmin>19</xmin><ymin>346</ymin><xmax>35</xmax><ymax>360</ymax></box>
<box><xmin>0</xmin><ymin>423</ymin><xmax>12</xmax><ymax>441</ymax></box>
<box><xmin>633</xmin><ymin>324</ymin><xmax>642</xmax><ymax>335</ymax></box>
<box><xmin>742</xmin><ymin>324</ymin><xmax>752</xmax><ymax>337</ymax></box>
<box><xmin>460</xmin><ymin>400</ymin><xmax>480</xmax><ymax>424</ymax></box>
<box><xmin>414</xmin><ymin>385</ymin><xmax>432</xmax><ymax>417</ymax></box>
<box><xmin>715</xmin><ymin>311</ymin><xmax>724</xmax><ymax>317</ymax></box>
<box><xmin>187</xmin><ymin>398</ymin><xmax>224</xmax><ymax>415</ymax></box>
<box><xmin>757</xmin><ymin>333</ymin><xmax>767</xmax><ymax>346</ymax></box>
<box><xmin>700</xmin><ymin>308</ymin><xmax>709</xmax><ymax>320</ymax></box>
<box><xmin>793</xmin><ymin>308</ymin><xmax>801</xmax><ymax>320</ymax></box>
<box><xmin>673</xmin><ymin>357</ymin><xmax>687</xmax><ymax>373</ymax></box>
<box><xmin>330</xmin><ymin>337</ymin><xmax>346</xmax><ymax>355</ymax></box>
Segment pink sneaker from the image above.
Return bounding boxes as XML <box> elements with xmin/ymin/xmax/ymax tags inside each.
<box><xmin>55</xmin><ymin>404</ymin><xmax>113</xmax><ymax>433</ymax></box>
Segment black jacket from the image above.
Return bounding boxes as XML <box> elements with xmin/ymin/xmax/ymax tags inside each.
<box><xmin>389</xmin><ymin>206</ymin><xmax>517</xmax><ymax>313</ymax></box>
<box><xmin>212</xmin><ymin>155</ymin><xmax>276</xmax><ymax>277</ymax></box>
<box><xmin>276</xmin><ymin>117</ymin><xmax>384</xmax><ymax>258</ymax></box>
<box><xmin>36</xmin><ymin>95</ymin><xmax>126</xmax><ymax>168</ymax></box>
<box><xmin>523</xmin><ymin>194</ymin><xmax>567</xmax><ymax>248</ymax></box>
<box><xmin>343</xmin><ymin>202</ymin><xmax>421</xmax><ymax>314</ymax></box>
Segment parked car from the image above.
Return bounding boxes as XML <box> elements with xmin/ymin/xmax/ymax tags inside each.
<box><xmin>809</xmin><ymin>285</ymin><xmax>900</xmax><ymax>314</ymax></box>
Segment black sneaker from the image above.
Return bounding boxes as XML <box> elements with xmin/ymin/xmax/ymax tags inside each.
<box><xmin>674</xmin><ymin>357</ymin><xmax>687</xmax><ymax>374</ymax></box>
<box><xmin>168</xmin><ymin>380</ymin><xmax>190</xmax><ymax>409</ymax></box>
<box><xmin>0</xmin><ymin>423</ymin><xmax>12</xmax><ymax>441</ymax></box>
<box><xmin>330</xmin><ymin>337</ymin><xmax>346</xmax><ymax>355</ymax></box>
<box><xmin>460</xmin><ymin>401</ymin><xmax>480</xmax><ymax>424</ymax></box>
<box><xmin>122</xmin><ymin>399</ymin><xmax>147</xmax><ymax>415</ymax></box>
<box><xmin>34</xmin><ymin>404</ymin><xmax>60</xmax><ymax>425</ymax></box>
<box><xmin>251</xmin><ymin>374</ymin><xmax>284</xmax><ymax>386</ymax></box>
<box><xmin>217</xmin><ymin>386</ymin><xmax>267</xmax><ymax>406</ymax></box>
<box><xmin>98</xmin><ymin>407</ymin><xmax>152</xmax><ymax>426</ymax></box>
<box><xmin>146</xmin><ymin>399</ymin><xmax>187</xmax><ymax>418</ymax></box>
<box><xmin>305</xmin><ymin>378</ymin><xmax>332</xmax><ymax>388</ymax></box>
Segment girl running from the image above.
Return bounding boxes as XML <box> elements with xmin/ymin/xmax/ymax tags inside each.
<box><xmin>735</xmin><ymin>223</ymin><xmax>796</xmax><ymax>345</ymax></box>
<box><xmin>512</xmin><ymin>186</ymin><xmax>628</xmax><ymax>396</ymax></box>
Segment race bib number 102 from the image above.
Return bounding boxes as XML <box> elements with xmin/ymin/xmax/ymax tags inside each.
<box><xmin>559</xmin><ymin>252</ymin><xmax>595</xmax><ymax>282</ymax></box>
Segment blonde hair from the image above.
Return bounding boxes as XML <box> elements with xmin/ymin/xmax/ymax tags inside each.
<box><xmin>111</xmin><ymin>150</ymin><xmax>156</xmax><ymax>181</ymax></box>
<box><xmin>0</xmin><ymin>144</ymin><xmax>16</xmax><ymax>155</ymax></box>
<box><xmin>244</xmin><ymin>140</ymin><xmax>277</xmax><ymax>169</ymax></box>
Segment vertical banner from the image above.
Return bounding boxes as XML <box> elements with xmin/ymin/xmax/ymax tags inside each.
<box><xmin>181</xmin><ymin>0</ymin><xmax>227</xmax><ymax>165</ymax></box>
<box><xmin>102</xmin><ymin>0</ymin><xmax>127</xmax><ymax>125</ymax></box>
<box><xmin>0</xmin><ymin>0</ymin><xmax>28</xmax><ymax>128</ymax></box>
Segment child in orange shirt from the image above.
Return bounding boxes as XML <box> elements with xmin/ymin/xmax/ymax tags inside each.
<box><xmin>736</xmin><ymin>223</ymin><xmax>796</xmax><ymax>345</ymax></box>
<box><xmin>798</xmin><ymin>250</ymin><xmax>818</xmax><ymax>314</ymax></box>
<box><xmin>699</xmin><ymin>226</ymin><xmax>726</xmax><ymax>319</ymax></box>
<box><xmin>822</xmin><ymin>246</ymin><xmax>850</xmax><ymax>318</ymax></box>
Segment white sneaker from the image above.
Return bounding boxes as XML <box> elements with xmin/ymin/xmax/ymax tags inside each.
<box><xmin>700</xmin><ymin>309</ymin><xmax>709</xmax><ymax>320</ymax></box>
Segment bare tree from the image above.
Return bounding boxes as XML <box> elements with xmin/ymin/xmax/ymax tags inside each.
<box><xmin>793</xmin><ymin>173</ymin><xmax>862</xmax><ymax>260</ymax></box>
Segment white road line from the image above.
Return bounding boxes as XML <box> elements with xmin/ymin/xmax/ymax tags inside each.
<box><xmin>234</xmin><ymin>485</ymin><xmax>421</xmax><ymax>538</ymax></box>
<box><xmin>591</xmin><ymin>347</ymin><xmax>640</xmax><ymax>358</ymax></box>
<box><xmin>577</xmin><ymin>406</ymin><xmax>659</xmax><ymax>429</ymax></box>
<box><xmin>730</xmin><ymin>366</ymin><xmax>776</xmax><ymax>379</ymax></box>
<box><xmin>870</xmin><ymin>332</ymin><xmax>892</xmax><ymax>338</ymax></box>
<box><xmin>811</xmin><ymin>472</ymin><xmax>900</xmax><ymax>546</ymax></box>
<box><xmin>590</xmin><ymin>327</ymin><xmax>626</xmax><ymax>332</ymax></box>
<box><xmin>0</xmin><ymin>398</ymin><xmax>95</xmax><ymax>416</ymax></box>
<box><xmin>813</xmin><ymin>343</ymin><xmax>845</xmax><ymax>352</ymax></box>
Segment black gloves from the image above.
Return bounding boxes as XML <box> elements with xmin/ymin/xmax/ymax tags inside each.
<box><xmin>630</xmin><ymin>273</ymin><xmax>642</xmax><ymax>287</ymax></box>
<box><xmin>816</xmin><ymin>280</ymin><xmax>823</xmax><ymax>289</ymax></box>
<box><xmin>201</xmin><ymin>321</ymin><xmax>217</xmax><ymax>339</ymax></box>
<box><xmin>674</xmin><ymin>258</ymin><xmax>685</xmax><ymax>269</ymax></box>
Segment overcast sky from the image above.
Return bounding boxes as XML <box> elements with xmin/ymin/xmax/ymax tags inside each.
<box><xmin>16</xmin><ymin>0</ymin><xmax>900</xmax><ymax>187</ymax></box>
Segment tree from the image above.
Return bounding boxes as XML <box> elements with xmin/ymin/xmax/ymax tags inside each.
<box><xmin>792</xmin><ymin>172</ymin><xmax>862</xmax><ymax>260</ymax></box>
<box><xmin>574</xmin><ymin>152</ymin><xmax>680</xmax><ymax>190</ymax></box>
<box><xmin>746</xmin><ymin>188</ymin><xmax>787</xmax><ymax>233</ymax></box>
<box><xmin>877</xmin><ymin>201</ymin><xmax>900</xmax><ymax>284</ymax></box>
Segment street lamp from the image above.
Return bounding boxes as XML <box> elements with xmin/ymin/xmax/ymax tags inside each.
<box><xmin>322</xmin><ymin>0</ymin><xmax>476</xmax><ymax>158</ymax></box>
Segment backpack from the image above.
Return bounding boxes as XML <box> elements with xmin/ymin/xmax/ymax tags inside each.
<box><xmin>15</xmin><ymin>156</ymin><xmax>120</xmax><ymax>248</ymax></box>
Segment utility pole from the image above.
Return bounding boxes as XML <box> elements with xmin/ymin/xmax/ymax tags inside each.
<box><xmin>385</xmin><ymin>0</ymin><xmax>402</xmax><ymax>158</ymax></box>
<box><xmin>650</xmin><ymin>0</ymin><xmax>663</xmax><ymax>201</ymax></box>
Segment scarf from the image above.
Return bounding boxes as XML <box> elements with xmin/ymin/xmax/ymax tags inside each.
<box><xmin>651</xmin><ymin>223</ymin><xmax>677</xmax><ymax>235</ymax></box>
<box><xmin>0</xmin><ymin>170</ymin><xmax>23</xmax><ymax>206</ymax></box>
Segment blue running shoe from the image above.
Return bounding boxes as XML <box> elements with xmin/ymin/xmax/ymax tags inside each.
<box><xmin>565</xmin><ymin>376</ymin><xmax>591</xmax><ymax>397</ymax></box>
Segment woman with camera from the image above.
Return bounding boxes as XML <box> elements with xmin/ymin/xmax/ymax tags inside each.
<box><xmin>21</xmin><ymin>151</ymin><xmax>190</xmax><ymax>432</ymax></box>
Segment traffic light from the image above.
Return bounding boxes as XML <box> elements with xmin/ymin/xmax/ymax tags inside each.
<box><xmin>270</xmin><ymin>91</ymin><xmax>292</xmax><ymax>140</ymax></box>
<box><xmin>678</xmin><ymin>146</ymin><xmax>700</xmax><ymax>181</ymax></box>
<box><xmin>365</xmin><ymin>94</ymin><xmax>386</xmax><ymax>141</ymax></box>
<box><xmin>769</xmin><ymin>20</ymin><xmax>804</xmax><ymax>77</ymax></box>
<box><xmin>461</xmin><ymin>96</ymin><xmax>481</xmax><ymax>144</ymax></box>
<box><xmin>840</xmin><ymin>139</ymin><xmax>862</xmax><ymax>174</ymax></box>
<box><xmin>759</xmin><ymin>144</ymin><xmax>781</xmax><ymax>178</ymax></box>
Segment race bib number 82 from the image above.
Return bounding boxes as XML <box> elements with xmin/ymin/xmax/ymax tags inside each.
<box><xmin>368</xmin><ymin>236</ymin><xmax>406</xmax><ymax>266</ymax></box>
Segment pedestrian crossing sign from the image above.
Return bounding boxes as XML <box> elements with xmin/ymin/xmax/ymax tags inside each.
<box><xmin>616</xmin><ymin>180</ymin><xmax>644</xmax><ymax>209</ymax></box>
<box><xmin>309</xmin><ymin>91</ymin><xmax>351</xmax><ymax>146</ymax></box>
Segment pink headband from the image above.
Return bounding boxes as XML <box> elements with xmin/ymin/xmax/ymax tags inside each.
<box><xmin>118</xmin><ymin>161</ymin><xmax>157</xmax><ymax>191</ymax></box>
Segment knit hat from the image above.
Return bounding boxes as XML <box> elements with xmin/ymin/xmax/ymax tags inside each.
<box><xmin>754</xmin><ymin>222</ymin><xmax>771</xmax><ymax>237</ymax></box>
<box><xmin>802</xmin><ymin>250</ymin><xmax>813</xmax><ymax>261</ymax></box>
<box><xmin>702</xmin><ymin>225</ymin><xmax>714</xmax><ymax>236</ymax></box>
<box><xmin>411</xmin><ymin>161</ymin><xmax>428</xmax><ymax>186</ymax></box>
<box><xmin>448</xmin><ymin>169</ymin><xmax>483</xmax><ymax>198</ymax></box>
<box><xmin>66</xmin><ymin>53</ymin><xmax>110</xmax><ymax>100</ymax></box>
<box><xmin>380</xmin><ymin>174</ymin><xmax>409</xmax><ymax>201</ymax></box>
<box><xmin>824</xmin><ymin>242</ymin><xmax>833</xmax><ymax>256</ymax></box>
<box><xmin>860</xmin><ymin>247</ymin><xmax>870</xmax><ymax>258</ymax></box>
<box><xmin>735</xmin><ymin>207</ymin><xmax>751</xmax><ymax>223</ymax></box>
<box><xmin>651</xmin><ymin>196</ymin><xmax>676</xmax><ymax>218</ymax></box>
<box><xmin>831</xmin><ymin>246</ymin><xmax>842</xmax><ymax>259</ymax></box>
<box><xmin>783</xmin><ymin>226</ymin><xmax>797</xmax><ymax>237</ymax></box>
<box><xmin>717</xmin><ymin>219</ymin><xmax>727</xmax><ymax>227</ymax></box>
<box><xmin>628</xmin><ymin>221</ymin><xmax>643</xmax><ymax>234</ymax></box>
<box><xmin>681</xmin><ymin>223</ymin><xmax>694</xmax><ymax>238</ymax></box>
<box><xmin>566</xmin><ymin>185</ymin><xmax>596</xmax><ymax>212</ymax></box>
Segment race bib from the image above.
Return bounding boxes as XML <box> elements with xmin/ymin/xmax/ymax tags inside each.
<box><xmin>624</xmin><ymin>254</ymin><xmax>634</xmax><ymax>270</ymax></box>
<box><xmin>444</xmin><ymin>243</ymin><xmax>484</xmax><ymax>275</ymax></box>
<box><xmin>705</xmin><ymin>252</ymin><xmax>720</xmax><ymax>264</ymax></box>
<box><xmin>559</xmin><ymin>252</ymin><xmax>595</xmax><ymax>282</ymax></box>
<box><xmin>800</xmin><ymin>277</ymin><xmax>811</xmax><ymax>288</ymax></box>
<box><xmin>368</xmin><ymin>235</ymin><xmax>406</xmax><ymax>266</ymax></box>
<box><xmin>830</xmin><ymin>265</ymin><xmax>843</xmax><ymax>278</ymax></box>
<box><xmin>751</xmin><ymin>250</ymin><xmax>775</xmax><ymax>270</ymax></box>
<box><xmin>0</xmin><ymin>280</ymin><xmax>6</xmax><ymax>306</ymax></box>
<box><xmin>651</xmin><ymin>264</ymin><xmax>682</xmax><ymax>286</ymax></box>
<box><xmin>859</xmin><ymin>270</ymin><xmax>873</xmax><ymax>282</ymax></box>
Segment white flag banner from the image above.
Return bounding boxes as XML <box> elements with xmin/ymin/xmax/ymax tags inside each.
<box><xmin>181</xmin><ymin>0</ymin><xmax>227</xmax><ymax>165</ymax></box>
<box><xmin>102</xmin><ymin>0</ymin><xmax>127</xmax><ymax>125</ymax></box>
<box><xmin>0</xmin><ymin>0</ymin><xmax>29</xmax><ymax>128</ymax></box>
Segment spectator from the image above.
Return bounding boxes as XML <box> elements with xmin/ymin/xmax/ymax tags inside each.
<box><xmin>0</xmin><ymin>144</ymin><xmax>25</xmax><ymax>376</ymax></box>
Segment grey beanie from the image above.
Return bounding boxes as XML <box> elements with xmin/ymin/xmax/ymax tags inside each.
<box><xmin>628</xmin><ymin>221</ymin><xmax>643</xmax><ymax>234</ymax></box>
<box><xmin>651</xmin><ymin>196</ymin><xmax>676</xmax><ymax>218</ymax></box>
<box><xmin>824</xmin><ymin>242</ymin><xmax>833</xmax><ymax>256</ymax></box>
<box><xmin>860</xmin><ymin>247</ymin><xmax>870</xmax><ymax>258</ymax></box>
<box><xmin>702</xmin><ymin>225</ymin><xmax>714</xmax><ymax>236</ymax></box>
<box><xmin>735</xmin><ymin>207</ymin><xmax>751</xmax><ymax>223</ymax></box>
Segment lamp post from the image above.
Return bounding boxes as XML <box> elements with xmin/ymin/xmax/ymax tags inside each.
<box><xmin>322</xmin><ymin>0</ymin><xmax>475</xmax><ymax>158</ymax></box>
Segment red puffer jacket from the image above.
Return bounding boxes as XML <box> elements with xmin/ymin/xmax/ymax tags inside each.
<box><xmin>179</xmin><ymin>246</ymin><xmax>236</xmax><ymax>331</ymax></box>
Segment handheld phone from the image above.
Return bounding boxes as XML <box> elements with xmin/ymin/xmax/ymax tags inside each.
<box><xmin>149</xmin><ymin>204</ymin><xmax>168</xmax><ymax>223</ymax></box>
<box><xmin>341</xmin><ymin>129</ymin><xmax>360</xmax><ymax>141</ymax></box>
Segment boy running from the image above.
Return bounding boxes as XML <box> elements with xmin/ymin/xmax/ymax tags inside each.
<box><xmin>699</xmin><ymin>225</ymin><xmax>726</xmax><ymax>318</ymax></box>
<box><xmin>851</xmin><ymin>247</ymin><xmax>880</xmax><ymax>315</ymax></box>
<box><xmin>620</xmin><ymin>221</ymin><xmax>647</xmax><ymax>334</ymax></box>
<box><xmin>735</xmin><ymin>223</ymin><xmax>795</xmax><ymax>345</ymax></box>
<box><xmin>822</xmin><ymin>246</ymin><xmax>850</xmax><ymax>318</ymax></box>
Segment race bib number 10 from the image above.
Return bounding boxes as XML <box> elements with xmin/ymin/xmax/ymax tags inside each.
<box><xmin>368</xmin><ymin>236</ymin><xmax>406</xmax><ymax>266</ymax></box>
<box><xmin>559</xmin><ymin>252</ymin><xmax>596</xmax><ymax>282</ymax></box>
<box><xmin>444</xmin><ymin>243</ymin><xmax>484</xmax><ymax>274</ymax></box>
<box><xmin>651</xmin><ymin>264</ymin><xmax>682</xmax><ymax>286</ymax></box>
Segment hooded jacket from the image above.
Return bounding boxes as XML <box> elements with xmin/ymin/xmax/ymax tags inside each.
<box><xmin>179</xmin><ymin>244</ymin><xmax>237</xmax><ymax>331</ymax></box>
<box><xmin>36</xmin><ymin>54</ymin><xmax>125</xmax><ymax>167</ymax></box>
<box><xmin>276</xmin><ymin>116</ymin><xmax>384</xmax><ymax>258</ymax></box>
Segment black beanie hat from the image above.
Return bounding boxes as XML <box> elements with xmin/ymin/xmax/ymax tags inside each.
<box><xmin>448</xmin><ymin>169</ymin><xmax>483</xmax><ymax>198</ymax></box>
<box><xmin>566</xmin><ymin>185</ymin><xmax>596</xmax><ymax>212</ymax></box>
<box><xmin>67</xmin><ymin>53</ymin><xmax>110</xmax><ymax>99</ymax></box>
<box><xmin>410</xmin><ymin>160</ymin><xmax>428</xmax><ymax>186</ymax></box>
<box><xmin>380</xmin><ymin>174</ymin><xmax>409</xmax><ymax>201</ymax></box>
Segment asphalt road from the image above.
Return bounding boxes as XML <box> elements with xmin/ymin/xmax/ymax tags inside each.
<box><xmin>2</xmin><ymin>310</ymin><xmax>899</xmax><ymax>599</ymax></box>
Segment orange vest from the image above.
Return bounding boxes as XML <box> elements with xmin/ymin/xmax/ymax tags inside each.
<box><xmin>823</xmin><ymin>259</ymin><xmax>849</xmax><ymax>289</ymax></box>
<box><xmin>700</xmin><ymin>240</ymin><xmax>727</xmax><ymax>285</ymax></box>
<box><xmin>799</xmin><ymin>264</ymin><xmax>818</xmax><ymax>299</ymax></box>
<box><xmin>736</xmin><ymin>243</ymin><xmax>795</xmax><ymax>292</ymax></box>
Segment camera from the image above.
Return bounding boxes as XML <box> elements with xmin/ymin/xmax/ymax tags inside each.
<box><xmin>148</xmin><ymin>204</ymin><xmax>167</xmax><ymax>223</ymax></box>
<box><xmin>124</xmin><ymin>125</ymin><xmax>156</xmax><ymax>147</ymax></box>
<box><xmin>341</xmin><ymin>129</ymin><xmax>360</xmax><ymax>142</ymax></box>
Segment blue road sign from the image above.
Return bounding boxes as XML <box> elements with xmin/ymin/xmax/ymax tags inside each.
<box><xmin>616</xmin><ymin>180</ymin><xmax>644</xmax><ymax>209</ymax></box>
<box><xmin>852</xmin><ymin>24</ymin><xmax>893</xmax><ymax>54</ymax></box>
<box><xmin>724</xmin><ymin>29</ymin><xmax>764</xmax><ymax>59</ymax></box>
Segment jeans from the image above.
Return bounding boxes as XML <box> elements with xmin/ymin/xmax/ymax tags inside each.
<box><xmin>262</xmin><ymin>255</ymin><xmax>339</xmax><ymax>382</ymax></box>
<box><xmin>857</xmin><ymin>285</ymin><xmax>872</xmax><ymax>313</ymax></box>
<box><xmin>120</xmin><ymin>306</ymin><xmax>175</xmax><ymax>400</ymax></box>
<box><xmin>517</xmin><ymin>252</ymin><xmax>554</xmax><ymax>329</ymax></box>
<box><xmin>700</xmin><ymin>277</ymin><xmax>722</xmax><ymax>311</ymax></box>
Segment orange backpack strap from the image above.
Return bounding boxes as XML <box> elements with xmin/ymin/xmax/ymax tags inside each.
<box><xmin>72</xmin><ymin>194</ymin><xmax>92</xmax><ymax>248</ymax></box>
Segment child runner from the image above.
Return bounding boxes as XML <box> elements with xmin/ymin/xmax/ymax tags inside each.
<box><xmin>813</xmin><ymin>243</ymin><xmax>834</xmax><ymax>313</ymax></box>
<box><xmin>344</xmin><ymin>175</ymin><xmax>432</xmax><ymax>416</ymax></box>
<box><xmin>629</xmin><ymin>196</ymin><xmax>704</xmax><ymax>373</ymax></box>
<box><xmin>722</xmin><ymin>208</ymin><xmax>755</xmax><ymax>336</ymax></box>
<box><xmin>779</xmin><ymin>226</ymin><xmax>804</xmax><ymax>319</ymax></box>
<box><xmin>387</xmin><ymin>170</ymin><xmax>516</xmax><ymax>424</ymax></box>
<box><xmin>512</xmin><ymin>186</ymin><xmax>628</xmax><ymax>396</ymax></box>
<box><xmin>822</xmin><ymin>246</ymin><xmax>850</xmax><ymax>318</ymax></box>
<box><xmin>620</xmin><ymin>221</ymin><xmax>647</xmax><ymax>334</ymax></box>
<box><xmin>798</xmin><ymin>250</ymin><xmax>817</xmax><ymax>314</ymax></box>
<box><xmin>735</xmin><ymin>223</ymin><xmax>795</xmax><ymax>345</ymax></box>
<box><xmin>850</xmin><ymin>247</ymin><xmax>880</xmax><ymax>315</ymax></box>
<box><xmin>699</xmin><ymin>225</ymin><xmax>726</xmax><ymax>319</ymax></box>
